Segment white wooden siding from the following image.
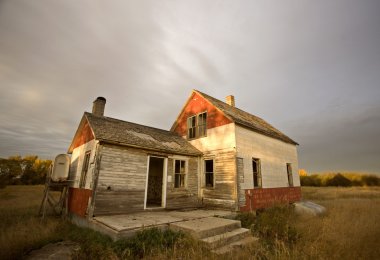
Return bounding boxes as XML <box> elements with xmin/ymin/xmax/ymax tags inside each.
<box><xmin>235</xmin><ymin>125</ymin><xmax>300</xmax><ymax>189</ymax></box>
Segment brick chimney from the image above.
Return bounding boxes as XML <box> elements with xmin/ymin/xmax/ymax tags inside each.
<box><xmin>226</xmin><ymin>95</ymin><xmax>235</xmax><ymax>107</ymax></box>
<box><xmin>92</xmin><ymin>97</ymin><xmax>106</xmax><ymax>116</ymax></box>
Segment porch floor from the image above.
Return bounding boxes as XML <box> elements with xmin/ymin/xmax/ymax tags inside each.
<box><xmin>90</xmin><ymin>209</ymin><xmax>235</xmax><ymax>239</ymax></box>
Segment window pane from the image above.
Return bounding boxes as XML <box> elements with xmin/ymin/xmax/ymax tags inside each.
<box><xmin>253</xmin><ymin>158</ymin><xmax>261</xmax><ymax>188</ymax></box>
<box><xmin>205</xmin><ymin>160</ymin><xmax>213</xmax><ymax>172</ymax></box>
<box><xmin>180</xmin><ymin>160</ymin><xmax>185</xmax><ymax>174</ymax></box>
<box><xmin>175</xmin><ymin>174</ymin><xmax>180</xmax><ymax>188</ymax></box>
<box><xmin>175</xmin><ymin>160</ymin><xmax>180</xmax><ymax>173</ymax></box>
<box><xmin>205</xmin><ymin>160</ymin><xmax>214</xmax><ymax>187</ymax></box>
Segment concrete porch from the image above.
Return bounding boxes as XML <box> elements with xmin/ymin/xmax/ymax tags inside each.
<box><xmin>86</xmin><ymin>209</ymin><xmax>235</xmax><ymax>240</ymax></box>
<box><xmin>71</xmin><ymin>209</ymin><xmax>257</xmax><ymax>254</ymax></box>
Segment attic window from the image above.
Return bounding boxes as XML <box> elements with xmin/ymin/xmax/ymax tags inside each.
<box><xmin>187</xmin><ymin>112</ymin><xmax>207</xmax><ymax>139</ymax></box>
<box><xmin>187</xmin><ymin>116</ymin><xmax>196</xmax><ymax>139</ymax></box>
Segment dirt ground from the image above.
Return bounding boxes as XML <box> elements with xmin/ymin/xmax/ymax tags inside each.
<box><xmin>26</xmin><ymin>241</ymin><xmax>80</xmax><ymax>260</ymax></box>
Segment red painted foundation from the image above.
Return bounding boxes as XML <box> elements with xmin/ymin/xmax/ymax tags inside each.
<box><xmin>68</xmin><ymin>188</ymin><xmax>92</xmax><ymax>217</ymax></box>
<box><xmin>240</xmin><ymin>187</ymin><xmax>302</xmax><ymax>211</ymax></box>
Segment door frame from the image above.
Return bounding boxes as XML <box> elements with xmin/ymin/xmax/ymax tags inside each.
<box><xmin>144</xmin><ymin>155</ymin><xmax>167</xmax><ymax>209</ymax></box>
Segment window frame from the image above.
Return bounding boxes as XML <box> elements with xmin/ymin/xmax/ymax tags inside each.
<box><xmin>197</xmin><ymin>112</ymin><xmax>207</xmax><ymax>137</ymax></box>
<box><xmin>174</xmin><ymin>159</ymin><xmax>187</xmax><ymax>188</ymax></box>
<box><xmin>252</xmin><ymin>158</ymin><xmax>262</xmax><ymax>188</ymax></box>
<box><xmin>187</xmin><ymin>111</ymin><xmax>207</xmax><ymax>139</ymax></box>
<box><xmin>286</xmin><ymin>163</ymin><xmax>294</xmax><ymax>187</ymax></box>
<box><xmin>79</xmin><ymin>151</ymin><xmax>91</xmax><ymax>188</ymax></box>
<box><xmin>204</xmin><ymin>159</ymin><xmax>214</xmax><ymax>188</ymax></box>
<box><xmin>187</xmin><ymin>116</ymin><xmax>197</xmax><ymax>139</ymax></box>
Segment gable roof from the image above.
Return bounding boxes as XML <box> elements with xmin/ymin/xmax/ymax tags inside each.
<box><xmin>68</xmin><ymin>112</ymin><xmax>202</xmax><ymax>156</ymax></box>
<box><xmin>190</xmin><ymin>90</ymin><xmax>298</xmax><ymax>145</ymax></box>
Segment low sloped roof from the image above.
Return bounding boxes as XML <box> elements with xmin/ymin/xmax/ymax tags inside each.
<box><xmin>80</xmin><ymin>112</ymin><xmax>202</xmax><ymax>156</ymax></box>
<box><xmin>195</xmin><ymin>90</ymin><xmax>298</xmax><ymax>145</ymax></box>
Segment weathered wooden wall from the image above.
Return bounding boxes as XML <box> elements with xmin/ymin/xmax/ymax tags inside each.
<box><xmin>69</xmin><ymin>139</ymin><xmax>98</xmax><ymax>189</ymax></box>
<box><xmin>92</xmin><ymin>144</ymin><xmax>200</xmax><ymax>215</ymax></box>
<box><xmin>165</xmin><ymin>157</ymin><xmax>199</xmax><ymax>209</ymax></box>
<box><xmin>93</xmin><ymin>145</ymin><xmax>147</xmax><ymax>215</ymax></box>
<box><xmin>235</xmin><ymin>125</ymin><xmax>300</xmax><ymax>189</ymax></box>
<box><xmin>201</xmin><ymin>149</ymin><xmax>237</xmax><ymax>209</ymax></box>
<box><xmin>236</xmin><ymin>157</ymin><xmax>245</xmax><ymax>207</ymax></box>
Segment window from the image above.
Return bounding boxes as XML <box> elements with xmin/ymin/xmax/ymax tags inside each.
<box><xmin>187</xmin><ymin>112</ymin><xmax>207</xmax><ymax>139</ymax></box>
<box><xmin>197</xmin><ymin>112</ymin><xmax>207</xmax><ymax>137</ymax></box>
<box><xmin>80</xmin><ymin>151</ymin><xmax>91</xmax><ymax>188</ymax></box>
<box><xmin>252</xmin><ymin>158</ymin><xmax>261</xmax><ymax>188</ymax></box>
<box><xmin>287</xmin><ymin>163</ymin><xmax>293</xmax><ymax>187</ymax></box>
<box><xmin>187</xmin><ymin>116</ymin><xmax>196</xmax><ymax>139</ymax></box>
<box><xmin>205</xmin><ymin>159</ymin><xmax>214</xmax><ymax>187</ymax></box>
<box><xmin>174</xmin><ymin>160</ymin><xmax>186</xmax><ymax>188</ymax></box>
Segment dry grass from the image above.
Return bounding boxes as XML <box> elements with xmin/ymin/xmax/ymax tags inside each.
<box><xmin>0</xmin><ymin>185</ymin><xmax>63</xmax><ymax>259</ymax></box>
<box><xmin>1</xmin><ymin>186</ymin><xmax>380</xmax><ymax>259</ymax></box>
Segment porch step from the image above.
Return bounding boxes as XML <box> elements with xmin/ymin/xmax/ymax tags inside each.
<box><xmin>212</xmin><ymin>236</ymin><xmax>258</xmax><ymax>255</ymax></box>
<box><xmin>169</xmin><ymin>217</ymin><xmax>241</xmax><ymax>239</ymax></box>
<box><xmin>201</xmin><ymin>227</ymin><xmax>251</xmax><ymax>249</ymax></box>
<box><xmin>169</xmin><ymin>216</ymin><xmax>256</xmax><ymax>254</ymax></box>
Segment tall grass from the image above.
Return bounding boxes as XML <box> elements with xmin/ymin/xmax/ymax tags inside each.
<box><xmin>1</xmin><ymin>185</ymin><xmax>380</xmax><ymax>259</ymax></box>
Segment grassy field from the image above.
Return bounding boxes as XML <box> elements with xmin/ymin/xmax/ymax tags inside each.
<box><xmin>0</xmin><ymin>185</ymin><xmax>379</xmax><ymax>259</ymax></box>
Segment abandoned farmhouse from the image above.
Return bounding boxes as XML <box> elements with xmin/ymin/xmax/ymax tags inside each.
<box><xmin>67</xmin><ymin>90</ymin><xmax>301</xmax><ymax>219</ymax></box>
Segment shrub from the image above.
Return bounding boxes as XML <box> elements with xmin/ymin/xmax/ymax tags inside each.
<box><xmin>362</xmin><ymin>175</ymin><xmax>380</xmax><ymax>186</ymax></box>
<box><xmin>235</xmin><ymin>212</ymin><xmax>256</xmax><ymax>229</ymax></box>
<box><xmin>252</xmin><ymin>205</ymin><xmax>299</xmax><ymax>247</ymax></box>
<box><xmin>325</xmin><ymin>173</ymin><xmax>352</xmax><ymax>187</ymax></box>
<box><xmin>301</xmin><ymin>175</ymin><xmax>322</xmax><ymax>186</ymax></box>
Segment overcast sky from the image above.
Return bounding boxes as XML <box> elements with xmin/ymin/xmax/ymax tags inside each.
<box><xmin>0</xmin><ymin>0</ymin><xmax>379</xmax><ymax>173</ymax></box>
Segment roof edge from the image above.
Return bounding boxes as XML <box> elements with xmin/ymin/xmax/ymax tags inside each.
<box><xmin>98</xmin><ymin>139</ymin><xmax>202</xmax><ymax>156</ymax></box>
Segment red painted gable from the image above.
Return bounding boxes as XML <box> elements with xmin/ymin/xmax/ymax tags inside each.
<box><xmin>172</xmin><ymin>92</ymin><xmax>232</xmax><ymax>136</ymax></box>
<box><xmin>71</xmin><ymin>119</ymin><xmax>95</xmax><ymax>150</ymax></box>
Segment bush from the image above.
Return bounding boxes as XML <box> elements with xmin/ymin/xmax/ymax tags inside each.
<box><xmin>235</xmin><ymin>212</ymin><xmax>256</xmax><ymax>229</ymax></box>
<box><xmin>252</xmin><ymin>205</ymin><xmax>299</xmax><ymax>247</ymax></box>
<box><xmin>300</xmin><ymin>175</ymin><xmax>322</xmax><ymax>186</ymax></box>
<box><xmin>325</xmin><ymin>173</ymin><xmax>352</xmax><ymax>187</ymax></box>
<box><xmin>362</xmin><ymin>175</ymin><xmax>380</xmax><ymax>186</ymax></box>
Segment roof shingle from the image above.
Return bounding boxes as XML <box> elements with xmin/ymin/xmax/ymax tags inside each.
<box><xmin>195</xmin><ymin>90</ymin><xmax>298</xmax><ymax>145</ymax></box>
<box><xmin>85</xmin><ymin>112</ymin><xmax>201</xmax><ymax>155</ymax></box>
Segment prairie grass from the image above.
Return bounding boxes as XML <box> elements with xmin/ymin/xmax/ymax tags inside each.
<box><xmin>1</xmin><ymin>185</ymin><xmax>379</xmax><ymax>259</ymax></box>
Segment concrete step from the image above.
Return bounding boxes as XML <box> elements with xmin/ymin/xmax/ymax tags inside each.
<box><xmin>201</xmin><ymin>227</ymin><xmax>251</xmax><ymax>249</ymax></box>
<box><xmin>212</xmin><ymin>236</ymin><xmax>258</xmax><ymax>255</ymax></box>
<box><xmin>170</xmin><ymin>217</ymin><xmax>241</xmax><ymax>239</ymax></box>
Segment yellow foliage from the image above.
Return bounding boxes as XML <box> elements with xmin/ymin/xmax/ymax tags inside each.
<box><xmin>299</xmin><ymin>169</ymin><xmax>308</xmax><ymax>176</ymax></box>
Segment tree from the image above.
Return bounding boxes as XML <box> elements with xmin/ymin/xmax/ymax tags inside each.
<box><xmin>0</xmin><ymin>155</ymin><xmax>52</xmax><ymax>188</ymax></box>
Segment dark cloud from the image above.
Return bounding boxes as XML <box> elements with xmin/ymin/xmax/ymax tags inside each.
<box><xmin>0</xmin><ymin>0</ymin><xmax>379</xmax><ymax>174</ymax></box>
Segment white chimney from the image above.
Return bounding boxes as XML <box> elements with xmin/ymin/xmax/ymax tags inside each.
<box><xmin>226</xmin><ymin>95</ymin><xmax>235</xmax><ymax>107</ymax></box>
<box><xmin>92</xmin><ymin>97</ymin><xmax>106</xmax><ymax>116</ymax></box>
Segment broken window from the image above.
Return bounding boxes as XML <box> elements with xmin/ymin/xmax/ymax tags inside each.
<box><xmin>174</xmin><ymin>160</ymin><xmax>186</xmax><ymax>188</ymax></box>
<box><xmin>205</xmin><ymin>159</ymin><xmax>214</xmax><ymax>187</ymax></box>
<box><xmin>252</xmin><ymin>158</ymin><xmax>262</xmax><ymax>188</ymax></box>
<box><xmin>80</xmin><ymin>151</ymin><xmax>91</xmax><ymax>188</ymax></box>
<box><xmin>197</xmin><ymin>112</ymin><xmax>207</xmax><ymax>137</ymax></box>
<box><xmin>287</xmin><ymin>163</ymin><xmax>294</xmax><ymax>187</ymax></box>
<box><xmin>187</xmin><ymin>116</ymin><xmax>196</xmax><ymax>139</ymax></box>
<box><xmin>187</xmin><ymin>112</ymin><xmax>207</xmax><ymax>139</ymax></box>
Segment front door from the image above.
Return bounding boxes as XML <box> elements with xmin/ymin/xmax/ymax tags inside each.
<box><xmin>145</xmin><ymin>156</ymin><xmax>166</xmax><ymax>208</ymax></box>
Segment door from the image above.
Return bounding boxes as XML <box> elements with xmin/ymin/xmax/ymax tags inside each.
<box><xmin>145</xmin><ymin>156</ymin><xmax>166</xmax><ymax>208</ymax></box>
